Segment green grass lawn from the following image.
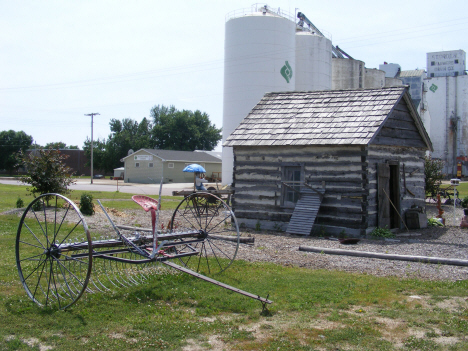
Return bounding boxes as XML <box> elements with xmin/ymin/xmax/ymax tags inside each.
<box><xmin>0</xmin><ymin>184</ymin><xmax>183</xmax><ymax>213</ymax></box>
<box><xmin>1</xmin><ymin>185</ymin><xmax>468</xmax><ymax>350</ymax></box>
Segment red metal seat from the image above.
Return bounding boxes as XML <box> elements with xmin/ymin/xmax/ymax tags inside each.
<box><xmin>132</xmin><ymin>195</ymin><xmax>159</xmax><ymax>238</ymax></box>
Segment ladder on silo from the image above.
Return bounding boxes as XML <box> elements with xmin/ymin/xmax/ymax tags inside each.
<box><xmin>286</xmin><ymin>187</ymin><xmax>325</xmax><ymax>236</ymax></box>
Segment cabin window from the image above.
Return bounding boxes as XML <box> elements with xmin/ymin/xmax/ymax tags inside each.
<box><xmin>149</xmin><ymin>163</ymin><xmax>154</xmax><ymax>168</ymax></box>
<box><xmin>168</xmin><ymin>163</ymin><xmax>174</xmax><ymax>168</ymax></box>
<box><xmin>135</xmin><ymin>162</ymin><xmax>140</xmax><ymax>168</ymax></box>
<box><xmin>282</xmin><ymin>166</ymin><xmax>302</xmax><ymax>207</ymax></box>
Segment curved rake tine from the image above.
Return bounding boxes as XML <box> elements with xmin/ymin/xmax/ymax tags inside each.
<box><xmin>111</xmin><ymin>255</ymin><xmax>131</xmax><ymax>287</ymax></box>
<box><xmin>114</xmin><ymin>255</ymin><xmax>131</xmax><ymax>286</ymax></box>
<box><xmin>63</xmin><ymin>253</ymin><xmax>94</xmax><ymax>295</ymax></box>
<box><xmin>119</xmin><ymin>254</ymin><xmax>139</xmax><ymax>286</ymax></box>
<box><xmin>129</xmin><ymin>252</ymin><xmax>146</xmax><ymax>284</ymax></box>
<box><xmin>91</xmin><ymin>261</ymin><xmax>112</xmax><ymax>292</ymax></box>
<box><xmin>102</xmin><ymin>258</ymin><xmax>119</xmax><ymax>288</ymax></box>
<box><xmin>89</xmin><ymin>277</ymin><xmax>105</xmax><ymax>293</ymax></box>
<box><xmin>121</xmin><ymin>254</ymin><xmax>140</xmax><ymax>286</ymax></box>
<box><xmin>64</xmin><ymin>256</ymin><xmax>85</xmax><ymax>297</ymax></box>
<box><xmin>55</xmin><ymin>258</ymin><xmax>78</xmax><ymax>299</ymax></box>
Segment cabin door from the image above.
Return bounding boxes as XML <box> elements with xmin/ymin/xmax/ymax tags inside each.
<box><xmin>377</xmin><ymin>162</ymin><xmax>400</xmax><ymax>229</ymax></box>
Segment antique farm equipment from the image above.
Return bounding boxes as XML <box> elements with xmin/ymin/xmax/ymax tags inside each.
<box><xmin>15</xmin><ymin>192</ymin><xmax>271</xmax><ymax>310</ymax></box>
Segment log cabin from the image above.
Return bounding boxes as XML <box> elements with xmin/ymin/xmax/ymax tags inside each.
<box><xmin>224</xmin><ymin>86</ymin><xmax>433</xmax><ymax>236</ymax></box>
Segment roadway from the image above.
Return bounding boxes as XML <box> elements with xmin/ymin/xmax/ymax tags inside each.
<box><xmin>0</xmin><ymin>178</ymin><xmax>196</xmax><ymax>196</ymax></box>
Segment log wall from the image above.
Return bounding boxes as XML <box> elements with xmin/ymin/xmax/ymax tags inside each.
<box><xmin>367</xmin><ymin>145</ymin><xmax>426</xmax><ymax>229</ymax></box>
<box><xmin>232</xmin><ymin>145</ymin><xmax>368</xmax><ymax>236</ymax></box>
<box><xmin>232</xmin><ymin>143</ymin><xmax>426</xmax><ymax>236</ymax></box>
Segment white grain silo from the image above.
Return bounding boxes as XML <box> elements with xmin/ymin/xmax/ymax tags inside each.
<box><xmin>295</xmin><ymin>31</ymin><xmax>332</xmax><ymax>91</ymax></box>
<box><xmin>222</xmin><ymin>5</ymin><xmax>296</xmax><ymax>185</ymax></box>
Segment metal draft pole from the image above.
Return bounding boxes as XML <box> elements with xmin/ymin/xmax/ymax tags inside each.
<box><xmin>85</xmin><ymin>113</ymin><xmax>100</xmax><ymax>184</ymax></box>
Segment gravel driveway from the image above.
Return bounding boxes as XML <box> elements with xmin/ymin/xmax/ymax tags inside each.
<box><xmin>83</xmin><ymin>202</ymin><xmax>468</xmax><ymax>282</ymax></box>
<box><xmin>6</xmin><ymin>201</ymin><xmax>468</xmax><ymax>282</ymax></box>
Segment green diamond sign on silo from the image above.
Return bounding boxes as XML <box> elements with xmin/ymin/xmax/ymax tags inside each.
<box><xmin>280</xmin><ymin>61</ymin><xmax>293</xmax><ymax>83</ymax></box>
<box><xmin>429</xmin><ymin>84</ymin><xmax>438</xmax><ymax>93</ymax></box>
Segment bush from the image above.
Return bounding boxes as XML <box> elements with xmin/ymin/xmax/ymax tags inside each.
<box><xmin>80</xmin><ymin>193</ymin><xmax>95</xmax><ymax>216</ymax></box>
<box><xmin>16</xmin><ymin>197</ymin><xmax>24</xmax><ymax>208</ymax></box>
<box><xmin>461</xmin><ymin>196</ymin><xmax>468</xmax><ymax>209</ymax></box>
<box><xmin>32</xmin><ymin>199</ymin><xmax>42</xmax><ymax>212</ymax></box>
<box><xmin>370</xmin><ymin>227</ymin><xmax>395</xmax><ymax>239</ymax></box>
<box><xmin>424</xmin><ymin>155</ymin><xmax>445</xmax><ymax>197</ymax></box>
<box><xmin>16</xmin><ymin>148</ymin><xmax>75</xmax><ymax>205</ymax></box>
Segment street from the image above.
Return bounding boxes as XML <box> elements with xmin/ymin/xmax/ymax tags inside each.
<box><xmin>0</xmin><ymin>178</ymin><xmax>195</xmax><ymax>196</ymax></box>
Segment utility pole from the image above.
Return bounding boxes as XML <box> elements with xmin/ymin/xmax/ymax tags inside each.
<box><xmin>84</xmin><ymin>113</ymin><xmax>100</xmax><ymax>184</ymax></box>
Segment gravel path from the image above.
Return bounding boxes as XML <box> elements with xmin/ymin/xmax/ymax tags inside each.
<box><xmin>95</xmin><ymin>202</ymin><xmax>468</xmax><ymax>282</ymax></box>
<box><xmin>5</xmin><ymin>202</ymin><xmax>468</xmax><ymax>282</ymax></box>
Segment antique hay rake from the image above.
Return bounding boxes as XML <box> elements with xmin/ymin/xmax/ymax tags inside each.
<box><xmin>15</xmin><ymin>191</ymin><xmax>271</xmax><ymax>310</ymax></box>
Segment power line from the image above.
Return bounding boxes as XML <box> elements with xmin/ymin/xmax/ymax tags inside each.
<box><xmin>1</xmin><ymin>16</ymin><xmax>466</xmax><ymax>92</ymax></box>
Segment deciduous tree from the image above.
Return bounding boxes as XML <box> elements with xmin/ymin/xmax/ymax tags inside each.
<box><xmin>0</xmin><ymin>130</ymin><xmax>33</xmax><ymax>174</ymax></box>
<box><xmin>17</xmin><ymin>149</ymin><xmax>76</xmax><ymax>203</ymax></box>
<box><xmin>150</xmin><ymin>105</ymin><xmax>221</xmax><ymax>151</ymax></box>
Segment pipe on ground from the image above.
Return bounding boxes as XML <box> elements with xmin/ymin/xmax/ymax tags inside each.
<box><xmin>299</xmin><ymin>246</ymin><xmax>468</xmax><ymax>267</ymax></box>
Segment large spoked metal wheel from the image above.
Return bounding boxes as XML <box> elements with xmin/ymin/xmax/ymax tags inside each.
<box><xmin>170</xmin><ymin>192</ymin><xmax>240</xmax><ymax>275</ymax></box>
<box><xmin>16</xmin><ymin>193</ymin><xmax>92</xmax><ymax>309</ymax></box>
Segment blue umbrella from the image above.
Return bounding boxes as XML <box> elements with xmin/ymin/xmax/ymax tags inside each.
<box><xmin>183</xmin><ymin>164</ymin><xmax>206</xmax><ymax>173</ymax></box>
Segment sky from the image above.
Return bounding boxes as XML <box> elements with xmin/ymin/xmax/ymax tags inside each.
<box><xmin>1</xmin><ymin>0</ymin><xmax>467</xmax><ymax>151</ymax></box>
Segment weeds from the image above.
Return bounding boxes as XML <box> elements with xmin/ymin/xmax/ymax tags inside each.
<box><xmin>255</xmin><ymin>220</ymin><xmax>261</xmax><ymax>231</ymax></box>
<box><xmin>428</xmin><ymin>217</ymin><xmax>444</xmax><ymax>226</ymax></box>
<box><xmin>370</xmin><ymin>227</ymin><xmax>395</xmax><ymax>239</ymax></box>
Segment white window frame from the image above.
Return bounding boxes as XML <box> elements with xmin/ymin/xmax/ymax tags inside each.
<box><xmin>168</xmin><ymin>162</ymin><xmax>174</xmax><ymax>168</ymax></box>
<box><xmin>135</xmin><ymin>162</ymin><xmax>140</xmax><ymax>168</ymax></box>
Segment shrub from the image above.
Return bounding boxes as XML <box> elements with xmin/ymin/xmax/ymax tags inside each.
<box><xmin>370</xmin><ymin>227</ymin><xmax>395</xmax><ymax>239</ymax></box>
<box><xmin>16</xmin><ymin>197</ymin><xmax>24</xmax><ymax>208</ymax></box>
<box><xmin>424</xmin><ymin>155</ymin><xmax>444</xmax><ymax>197</ymax></box>
<box><xmin>461</xmin><ymin>196</ymin><xmax>468</xmax><ymax>209</ymax></box>
<box><xmin>31</xmin><ymin>199</ymin><xmax>42</xmax><ymax>211</ymax></box>
<box><xmin>16</xmin><ymin>148</ymin><xmax>75</xmax><ymax>206</ymax></box>
<box><xmin>80</xmin><ymin>193</ymin><xmax>95</xmax><ymax>216</ymax></box>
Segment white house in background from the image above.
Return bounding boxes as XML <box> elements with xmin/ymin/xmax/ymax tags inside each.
<box><xmin>113</xmin><ymin>167</ymin><xmax>124</xmax><ymax>179</ymax></box>
<box><xmin>121</xmin><ymin>149</ymin><xmax>222</xmax><ymax>184</ymax></box>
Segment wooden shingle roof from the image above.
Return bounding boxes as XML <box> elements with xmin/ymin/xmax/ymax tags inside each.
<box><xmin>224</xmin><ymin>87</ymin><xmax>431</xmax><ymax>149</ymax></box>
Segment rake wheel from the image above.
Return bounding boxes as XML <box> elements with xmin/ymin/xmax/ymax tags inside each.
<box><xmin>16</xmin><ymin>193</ymin><xmax>92</xmax><ymax>309</ymax></box>
<box><xmin>169</xmin><ymin>192</ymin><xmax>240</xmax><ymax>274</ymax></box>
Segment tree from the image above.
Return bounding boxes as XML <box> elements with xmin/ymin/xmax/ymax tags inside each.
<box><xmin>81</xmin><ymin>104</ymin><xmax>221</xmax><ymax>172</ymax></box>
<box><xmin>150</xmin><ymin>105</ymin><xmax>221</xmax><ymax>151</ymax></box>
<box><xmin>17</xmin><ymin>149</ymin><xmax>76</xmax><ymax>202</ymax></box>
<box><xmin>0</xmin><ymin>130</ymin><xmax>33</xmax><ymax>174</ymax></box>
<box><xmin>424</xmin><ymin>155</ymin><xmax>445</xmax><ymax>197</ymax></box>
<box><xmin>45</xmin><ymin>141</ymin><xmax>67</xmax><ymax>149</ymax></box>
<box><xmin>45</xmin><ymin>142</ymin><xmax>79</xmax><ymax>150</ymax></box>
<box><xmin>83</xmin><ymin>117</ymin><xmax>154</xmax><ymax>173</ymax></box>
<box><xmin>83</xmin><ymin>137</ymin><xmax>108</xmax><ymax>172</ymax></box>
